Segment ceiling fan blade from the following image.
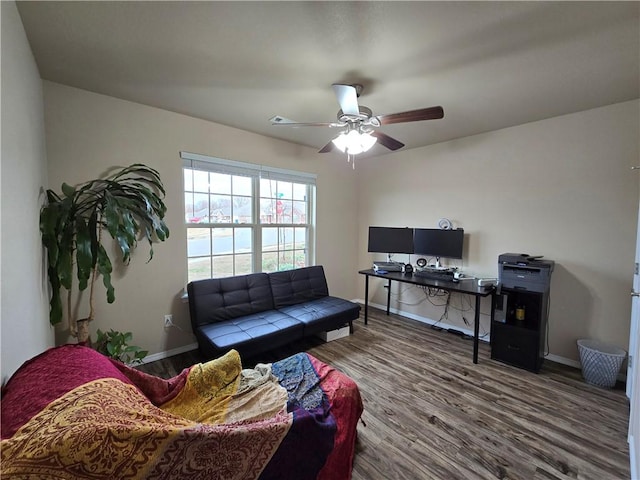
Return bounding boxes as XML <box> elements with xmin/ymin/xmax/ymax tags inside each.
<box><xmin>269</xmin><ymin>116</ymin><xmax>343</xmax><ymax>127</ymax></box>
<box><xmin>376</xmin><ymin>106</ymin><xmax>444</xmax><ymax>125</ymax></box>
<box><xmin>318</xmin><ymin>140</ymin><xmax>336</xmax><ymax>153</ymax></box>
<box><xmin>332</xmin><ymin>84</ymin><xmax>360</xmax><ymax>116</ymax></box>
<box><xmin>371</xmin><ymin>131</ymin><xmax>405</xmax><ymax>151</ymax></box>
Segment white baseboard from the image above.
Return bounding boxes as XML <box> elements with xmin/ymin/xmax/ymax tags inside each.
<box><xmin>353</xmin><ymin>298</ymin><xmax>586</xmax><ymax>370</ymax></box>
<box><xmin>544</xmin><ymin>353</ymin><xmax>580</xmax><ymax>369</ymax></box>
<box><xmin>142</xmin><ymin>342</ymin><xmax>198</xmax><ymax>364</ymax></box>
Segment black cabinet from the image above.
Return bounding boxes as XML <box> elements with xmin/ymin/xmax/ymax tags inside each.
<box><xmin>491</xmin><ymin>254</ymin><xmax>554</xmax><ymax>373</ymax></box>
<box><xmin>491</xmin><ymin>289</ymin><xmax>547</xmax><ymax>372</ymax></box>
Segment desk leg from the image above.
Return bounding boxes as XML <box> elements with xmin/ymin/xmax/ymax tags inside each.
<box><xmin>364</xmin><ymin>275</ymin><xmax>369</xmax><ymax>325</ymax></box>
<box><xmin>386</xmin><ymin>279</ymin><xmax>391</xmax><ymax>315</ymax></box>
<box><xmin>473</xmin><ymin>296</ymin><xmax>481</xmax><ymax>364</ymax></box>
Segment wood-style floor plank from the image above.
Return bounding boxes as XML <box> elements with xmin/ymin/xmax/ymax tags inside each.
<box><xmin>138</xmin><ymin>307</ymin><xmax>631</xmax><ymax>480</ymax></box>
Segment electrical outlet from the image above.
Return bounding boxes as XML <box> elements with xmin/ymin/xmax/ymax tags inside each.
<box><xmin>164</xmin><ymin>314</ymin><xmax>173</xmax><ymax>328</ymax></box>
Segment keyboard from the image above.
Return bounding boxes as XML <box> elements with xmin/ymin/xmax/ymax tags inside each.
<box><xmin>414</xmin><ymin>270</ymin><xmax>455</xmax><ymax>281</ymax></box>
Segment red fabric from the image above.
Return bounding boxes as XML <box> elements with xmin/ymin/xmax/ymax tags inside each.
<box><xmin>108</xmin><ymin>359</ymin><xmax>191</xmax><ymax>406</ymax></box>
<box><xmin>0</xmin><ymin>344</ymin><xmax>137</xmax><ymax>439</ymax></box>
<box><xmin>309</xmin><ymin>355</ymin><xmax>363</xmax><ymax>480</ymax></box>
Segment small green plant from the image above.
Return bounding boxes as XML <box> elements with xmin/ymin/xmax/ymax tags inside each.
<box><xmin>95</xmin><ymin>329</ymin><xmax>148</xmax><ymax>365</ymax></box>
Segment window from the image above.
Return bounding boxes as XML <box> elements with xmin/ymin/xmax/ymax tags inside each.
<box><xmin>182</xmin><ymin>152</ymin><xmax>316</xmax><ymax>282</ymax></box>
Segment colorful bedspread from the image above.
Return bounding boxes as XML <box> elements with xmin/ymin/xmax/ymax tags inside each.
<box><xmin>0</xmin><ymin>344</ymin><xmax>362</xmax><ymax>480</ymax></box>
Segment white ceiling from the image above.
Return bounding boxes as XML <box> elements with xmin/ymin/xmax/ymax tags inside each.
<box><xmin>16</xmin><ymin>1</ymin><xmax>640</xmax><ymax>157</ymax></box>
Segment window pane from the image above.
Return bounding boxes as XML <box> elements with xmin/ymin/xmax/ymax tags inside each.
<box><xmin>277</xmin><ymin>199</ymin><xmax>292</xmax><ymax>223</ymax></box>
<box><xmin>210</xmin><ymin>194</ymin><xmax>231</xmax><ymax>223</ymax></box>
<box><xmin>292</xmin><ymin>183</ymin><xmax>306</xmax><ymax>201</ymax></box>
<box><xmin>193</xmin><ymin>170</ymin><xmax>209</xmax><ymax>193</ymax></box>
<box><xmin>212</xmin><ymin>228</ymin><xmax>233</xmax><ymax>255</ymax></box>
<box><xmin>279</xmin><ymin>250</ymin><xmax>294</xmax><ymax>271</ymax></box>
<box><xmin>192</xmin><ymin>193</ymin><xmax>209</xmax><ymax>222</ymax></box>
<box><xmin>233</xmin><ymin>176</ymin><xmax>252</xmax><ymax>196</ymax></box>
<box><xmin>294</xmin><ymin>249</ymin><xmax>306</xmax><ymax>268</ymax></box>
<box><xmin>212</xmin><ymin>256</ymin><xmax>233</xmax><ymax>278</ymax></box>
<box><xmin>294</xmin><ymin>227</ymin><xmax>306</xmax><ymax>249</ymax></box>
<box><xmin>188</xmin><ymin>257</ymin><xmax>211</xmax><ymax>282</ymax></box>
<box><xmin>234</xmin><ymin>228</ymin><xmax>252</xmax><ymax>253</ymax></box>
<box><xmin>187</xmin><ymin>228</ymin><xmax>210</xmax><ymax>257</ymax></box>
<box><xmin>277</xmin><ymin>181</ymin><xmax>292</xmax><ymax>200</ymax></box>
<box><xmin>260</xmin><ymin>178</ymin><xmax>277</xmax><ymax>197</ymax></box>
<box><xmin>210</xmin><ymin>172</ymin><xmax>231</xmax><ymax>194</ymax></box>
<box><xmin>293</xmin><ymin>200</ymin><xmax>307</xmax><ymax>224</ymax></box>
<box><xmin>184</xmin><ymin>168</ymin><xmax>193</xmax><ymax>192</ymax></box>
<box><xmin>262</xmin><ymin>252</ymin><xmax>278</xmax><ymax>273</ymax></box>
<box><xmin>262</xmin><ymin>227</ymin><xmax>278</xmax><ymax>251</ymax></box>
<box><xmin>260</xmin><ymin>199</ymin><xmax>276</xmax><ymax>224</ymax></box>
<box><xmin>232</xmin><ymin>196</ymin><xmax>252</xmax><ymax>223</ymax></box>
<box><xmin>281</xmin><ymin>227</ymin><xmax>294</xmax><ymax>249</ymax></box>
<box><xmin>235</xmin><ymin>254</ymin><xmax>252</xmax><ymax>275</ymax></box>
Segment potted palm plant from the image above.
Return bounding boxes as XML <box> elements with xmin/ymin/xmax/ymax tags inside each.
<box><xmin>40</xmin><ymin>164</ymin><xmax>170</xmax><ymax>344</ymax></box>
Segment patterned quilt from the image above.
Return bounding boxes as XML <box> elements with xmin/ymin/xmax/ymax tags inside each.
<box><xmin>0</xmin><ymin>344</ymin><xmax>362</xmax><ymax>480</ymax></box>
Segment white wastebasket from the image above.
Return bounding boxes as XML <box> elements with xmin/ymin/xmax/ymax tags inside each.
<box><xmin>577</xmin><ymin>339</ymin><xmax>626</xmax><ymax>388</ymax></box>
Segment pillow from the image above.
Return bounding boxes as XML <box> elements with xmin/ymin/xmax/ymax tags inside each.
<box><xmin>1</xmin><ymin>344</ymin><xmax>137</xmax><ymax>439</ymax></box>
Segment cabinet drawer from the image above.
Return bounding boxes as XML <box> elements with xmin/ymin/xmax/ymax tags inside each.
<box><xmin>491</xmin><ymin>323</ymin><xmax>541</xmax><ymax>372</ymax></box>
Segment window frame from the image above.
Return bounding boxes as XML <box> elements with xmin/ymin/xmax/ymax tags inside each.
<box><xmin>181</xmin><ymin>151</ymin><xmax>316</xmax><ymax>281</ymax></box>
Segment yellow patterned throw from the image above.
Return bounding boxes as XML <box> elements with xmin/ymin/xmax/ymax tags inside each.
<box><xmin>161</xmin><ymin>349</ymin><xmax>288</xmax><ymax>424</ymax></box>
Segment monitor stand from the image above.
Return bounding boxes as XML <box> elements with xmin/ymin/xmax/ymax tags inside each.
<box><xmin>432</xmin><ymin>257</ymin><xmax>450</xmax><ymax>271</ymax></box>
<box><xmin>386</xmin><ymin>254</ymin><xmax>401</xmax><ymax>263</ymax></box>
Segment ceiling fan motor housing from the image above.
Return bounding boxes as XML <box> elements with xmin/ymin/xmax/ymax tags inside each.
<box><xmin>338</xmin><ymin>106</ymin><xmax>373</xmax><ymax>123</ymax></box>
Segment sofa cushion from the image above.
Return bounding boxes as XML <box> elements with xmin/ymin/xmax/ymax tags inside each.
<box><xmin>269</xmin><ymin>265</ymin><xmax>330</xmax><ymax>308</ymax></box>
<box><xmin>278</xmin><ymin>297</ymin><xmax>360</xmax><ymax>336</ymax></box>
<box><xmin>195</xmin><ymin>310</ymin><xmax>305</xmax><ymax>359</ymax></box>
<box><xmin>187</xmin><ymin>273</ymin><xmax>274</xmax><ymax>328</ymax></box>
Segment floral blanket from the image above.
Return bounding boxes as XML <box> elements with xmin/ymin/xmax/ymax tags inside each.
<box><xmin>0</xmin><ymin>344</ymin><xmax>362</xmax><ymax>480</ymax></box>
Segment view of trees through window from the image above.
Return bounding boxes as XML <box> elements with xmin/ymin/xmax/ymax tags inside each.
<box><xmin>184</xmin><ymin>166</ymin><xmax>313</xmax><ymax>281</ymax></box>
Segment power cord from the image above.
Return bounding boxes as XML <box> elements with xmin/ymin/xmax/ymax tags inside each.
<box><xmin>429</xmin><ymin>293</ymin><xmax>451</xmax><ymax>331</ymax></box>
<box><xmin>388</xmin><ymin>283</ymin><xmax>492</xmax><ymax>339</ymax></box>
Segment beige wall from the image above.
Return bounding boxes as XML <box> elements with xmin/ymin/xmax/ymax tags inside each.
<box><xmin>355</xmin><ymin>100</ymin><xmax>639</xmax><ymax>362</ymax></box>
<box><xmin>42</xmin><ymin>81</ymin><xmax>360</xmax><ymax>357</ymax></box>
<box><xmin>1</xmin><ymin>1</ymin><xmax>54</xmax><ymax>381</ymax></box>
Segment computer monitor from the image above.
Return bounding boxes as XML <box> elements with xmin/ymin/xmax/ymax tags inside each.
<box><xmin>413</xmin><ymin>228</ymin><xmax>464</xmax><ymax>268</ymax></box>
<box><xmin>368</xmin><ymin>227</ymin><xmax>414</xmax><ymax>257</ymax></box>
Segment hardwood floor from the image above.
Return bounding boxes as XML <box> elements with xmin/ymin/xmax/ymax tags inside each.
<box><xmin>139</xmin><ymin>308</ymin><xmax>631</xmax><ymax>480</ymax></box>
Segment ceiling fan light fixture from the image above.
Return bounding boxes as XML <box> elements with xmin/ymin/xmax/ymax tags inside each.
<box><xmin>332</xmin><ymin>129</ymin><xmax>377</xmax><ymax>155</ymax></box>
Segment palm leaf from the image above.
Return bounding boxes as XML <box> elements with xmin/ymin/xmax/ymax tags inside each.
<box><xmin>40</xmin><ymin>164</ymin><xmax>170</xmax><ymax>326</ymax></box>
<box><xmin>75</xmin><ymin>217</ymin><xmax>93</xmax><ymax>291</ymax></box>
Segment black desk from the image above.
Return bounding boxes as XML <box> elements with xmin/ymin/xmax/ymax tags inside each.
<box><xmin>359</xmin><ymin>269</ymin><xmax>495</xmax><ymax>364</ymax></box>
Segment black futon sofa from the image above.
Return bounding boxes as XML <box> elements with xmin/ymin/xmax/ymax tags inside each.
<box><xmin>187</xmin><ymin>265</ymin><xmax>361</xmax><ymax>360</ymax></box>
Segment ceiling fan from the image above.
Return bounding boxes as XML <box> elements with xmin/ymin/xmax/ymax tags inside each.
<box><xmin>269</xmin><ymin>84</ymin><xmax>444</xmax><ymax>167</ymax></box>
